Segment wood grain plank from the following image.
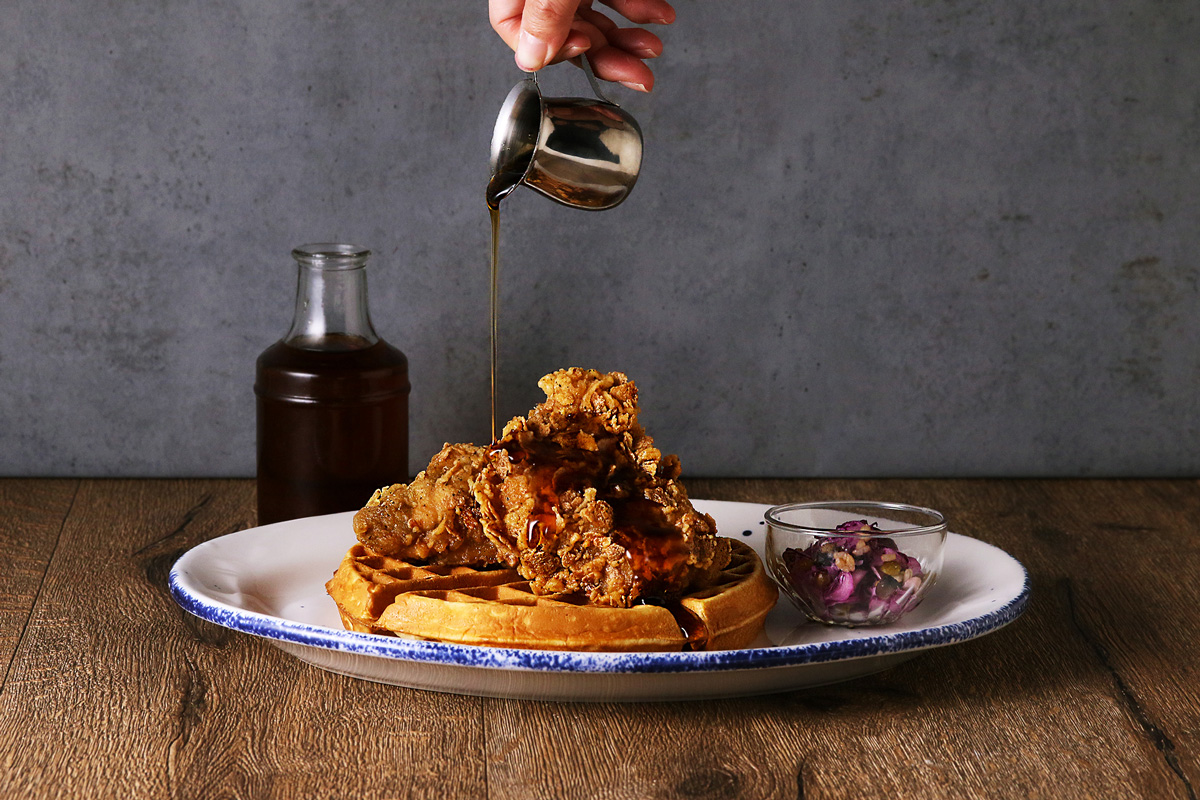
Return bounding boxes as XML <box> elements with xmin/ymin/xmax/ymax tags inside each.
<box><xmin>482</xmin><ymin>622</ymin><xmax>1173</xmax><ymax>798</ymax></box>
<box><xmin>0</xmin><ymin>479</ymin><xmax>488</xmax><ymax>800</ymax></box>
<box><xmin>1012</xmin><ymin>479</ymin><xmax>1200</xmax><ymax>800</ymax></box>
<box><xmin>0</xmin><ymin>479</ymin><xmax>78</xmax><ymax>692</ymax></box>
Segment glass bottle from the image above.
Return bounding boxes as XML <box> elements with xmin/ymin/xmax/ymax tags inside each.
<box><xmin>255</xmin><ymin>243</ymin><xmax>409</xmax><ymax>525</ymax></box>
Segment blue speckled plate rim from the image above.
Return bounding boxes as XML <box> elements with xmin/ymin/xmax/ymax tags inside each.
<box><xmin>168</xmin><ymin>530</ymin><xmax>1031</xmax><ymax>676</ymax></box>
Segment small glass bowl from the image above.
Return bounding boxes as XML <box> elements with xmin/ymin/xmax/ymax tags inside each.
<box><xmin>764</xmin><ymin>501</ymin><xmax>947</xmax><ymax>627</ymax></box>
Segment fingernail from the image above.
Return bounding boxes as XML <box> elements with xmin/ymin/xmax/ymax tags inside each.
<box><xmin>561</xmin><ymin>43</ymin><xmax>588</xmax><ymax>60</ymax></box>
<box><xmin>619</xmin><ymin>81</ymin><xmax>648</xmax><ymax>92</ymax></box>
<box><xmin>516</xmin><ymin>31</ymin><xmax>551</xmax><ymax>71</ymax></box>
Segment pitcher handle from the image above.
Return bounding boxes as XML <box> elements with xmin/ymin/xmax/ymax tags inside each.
<box><xmin>580</xmin><ymin>53</ymin><xmax>618</xmax><ymax>107</ymax></box>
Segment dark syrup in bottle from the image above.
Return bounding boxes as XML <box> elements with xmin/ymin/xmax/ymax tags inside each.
<box><xmin>256</xmin><ymin>336</ymin><xmax>408</xmax><ymax>524</ymax></box>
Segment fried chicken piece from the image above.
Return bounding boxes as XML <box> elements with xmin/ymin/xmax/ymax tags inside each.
<box><xmin>473</xmin><ymin>368</ymin><xmax>729</xmax><ymax>607</ymax></box>
<box><xmin>352</xmin><ymin>443</ymin><xmax>512</xmax><ymax>567</ymax></box>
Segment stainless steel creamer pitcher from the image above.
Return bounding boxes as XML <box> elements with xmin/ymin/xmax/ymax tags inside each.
<box><xmin>489</xmin><ymin>56</ymin><xmax>643</xmax><ymax>211</ymax></box>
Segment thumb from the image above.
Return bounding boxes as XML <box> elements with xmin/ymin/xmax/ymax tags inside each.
<box><xmin>515</xmin><ymin>0</ymin><xmax>580</xmax><ymax>71</ymax></box>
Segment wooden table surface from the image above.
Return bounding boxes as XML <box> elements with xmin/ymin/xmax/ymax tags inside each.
<box><xmin>1</xmin><ymin>477</ymin><xmax>1197</xmax><ymax>799</ymax></box>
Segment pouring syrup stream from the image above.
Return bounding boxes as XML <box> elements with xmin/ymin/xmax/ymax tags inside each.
<box><xmin>485</xmin><ymin>164</ymin><xmax>525</xmax><ymax>441</ymax></box>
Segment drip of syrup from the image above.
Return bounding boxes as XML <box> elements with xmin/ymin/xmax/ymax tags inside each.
<box><xmin>634</xmin><ymin>596</ymin><xmax>709</xmax><ymax>651</ymax></box>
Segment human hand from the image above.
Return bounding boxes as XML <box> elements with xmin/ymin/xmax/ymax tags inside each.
<box><xmin>489</xmin><ymin>0</ymin><xmax>677</xmax><ymax>92</ymax></box>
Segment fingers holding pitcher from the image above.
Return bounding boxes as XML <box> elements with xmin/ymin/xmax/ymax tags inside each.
<box><xmin>489</xmin><ymin>0</ymin><xmax>676</xmax><ymax>88</ymax></box>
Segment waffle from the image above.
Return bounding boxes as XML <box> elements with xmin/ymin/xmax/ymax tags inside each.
<box><xmin>327</xmin><ymin>539</ymin><xmax>776</xmax><ymax>651</ymax></box>
<box><xmin>325</xmin><ymin>544</ymin><xmax>521</xmax><ymax>634</ymax></box>
<box><xmin>678</xmin><ymin>539</ymin><xmax>779</xmax><ymax>651</ymax></box>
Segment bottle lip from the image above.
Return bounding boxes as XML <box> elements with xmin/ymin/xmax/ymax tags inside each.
<box><xmin>292</xmin><ymin>243</ymin><xmax>371</xmax><ymax>269</ymax></box>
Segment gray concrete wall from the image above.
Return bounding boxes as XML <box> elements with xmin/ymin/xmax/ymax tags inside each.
<box><xmin>1</xmin><ymin>1</ymin><xmax>1196</xmax><ymax>478</ymax></box>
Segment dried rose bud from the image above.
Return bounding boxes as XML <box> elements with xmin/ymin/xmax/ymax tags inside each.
<box><xmin>779</xmin><ymin>520</ymin><xmax>929</xmax><ymax>625</ymax></box>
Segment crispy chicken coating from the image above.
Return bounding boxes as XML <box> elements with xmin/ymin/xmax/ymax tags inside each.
<box><xmin>351</xmin><ymin>369</ymin><xmax>728</xmax><ymax>607</ymax></box>
<box><xmin>473</xmin><ymin>368</ymin><xmax>729</xmax><ymax>607</ymax></box>
<box><xmin>352</xmin><ymin>443</ymin><xmax>511</xmax><ymax>567</ymax></box>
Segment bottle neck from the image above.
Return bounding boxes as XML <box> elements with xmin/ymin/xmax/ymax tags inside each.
<box><xmin>285</xmin><ymin>244</ymin><xmax>379</xmax><ymax>350</ymax></box>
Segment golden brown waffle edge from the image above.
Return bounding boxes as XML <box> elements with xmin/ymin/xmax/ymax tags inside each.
<box><xmin>327</xmin><ymin>538</ymin><xmax>777</xmax><ymax>651</ymax></box>
<box><xmin>325</xmin><ymin>544</ymin><xmax>521</xmax><ymax>634</ymax></box>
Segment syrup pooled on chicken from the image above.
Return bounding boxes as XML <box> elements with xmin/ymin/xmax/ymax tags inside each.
<box><xmin>352</xmin><ymin>443</ymin><xmax>510</xmax><ymax>567</ymax></box>
<box><xmin>472</xmin><ymin>368</ymin><xmax>730</xmax><ymax>607</ymax></box>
